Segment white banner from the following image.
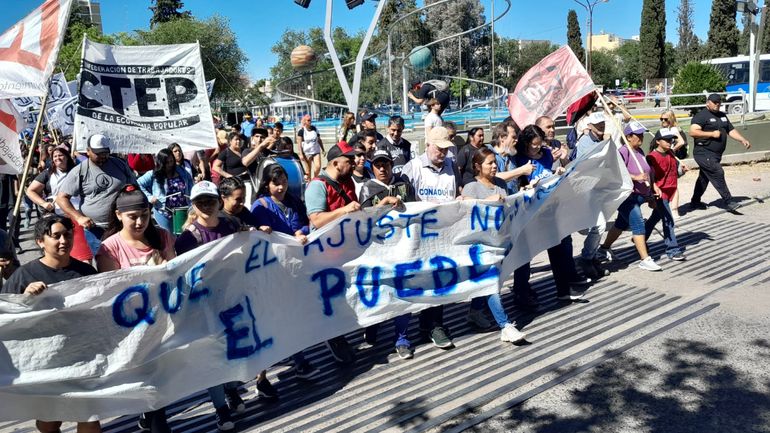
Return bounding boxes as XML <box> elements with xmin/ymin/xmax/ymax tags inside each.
<box><xmin>0</xmin><ymin>141</ymin><xmax>630</xmax><ymax>422</ymax></box>
<box><xmin>0</xmin><ymin>0</ymin><xmax>72</xmax><ymax>99</ymax></box>
<box><xmin>206</xmin><ymin>78</ymin><xmax>215</xmax><ymax>98</ymax></box>
<box><xmin>0</xmin><ymin>100</ymin><xmax>24</xmax><ymax>174</ymax></box>
<box><xmin>74</xmin><ymin>39</ymin><xmax>217</xmax><ymax>154</ymax></box>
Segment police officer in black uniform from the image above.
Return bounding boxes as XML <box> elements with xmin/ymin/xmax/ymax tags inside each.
<box><xmin>688</xmin><ymin>93</ymin><xmax>751</xmax><ymax>212</ymax></box>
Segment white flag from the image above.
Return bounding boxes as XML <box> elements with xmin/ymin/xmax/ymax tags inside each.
<box><xmin>0</xmin><ymin>0</ymin><xmax>73</xmax><ymax>98</ymax></box>
<box><xmin>0</xmin><ymin>100</ymin><xmax>24</xmax><ymax>174</ymax></box>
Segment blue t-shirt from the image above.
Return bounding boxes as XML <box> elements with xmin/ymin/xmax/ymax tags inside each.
<box><xmin>488</xmin><ymin>145</ymin><xmax>517</xmax><ymax>194</ymax></box>
<box><xmin>515</xmin><ymin>147</ymin><xmax>554</xmax><ymax>184</ymax></box>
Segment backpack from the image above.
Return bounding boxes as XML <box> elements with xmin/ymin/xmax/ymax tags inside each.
<box><xmin>423</xmin><ymin>79</ymin><xmax>448</xmax><ymax>96</ymax></box>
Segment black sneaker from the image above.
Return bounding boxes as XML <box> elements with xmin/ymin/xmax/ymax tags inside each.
<box><xmin>689</xmin><ymin>200</ymin><xmax>708</xmax><ymax>210</ymax></box>
<box><xmin>430</xmin><ymin>326</ymin><xmax>454</xmax><ymax>349</ymax></box>
<box><xmin>363</xmin><ymin>325</ymin><xmax>378</xmax><ymax>347</ymax></box>
<box><xmin>568</xmin><ymin>275</ymin><xmax>592</xmax><ymax>287</ymax></box>
<box><xmin>513</xmin><ymin>293</ymin><xmax>539</xmax><ymax>311</ymax></box>
<box><xmin>138</xmin><ymin>410</ymin><xmax>170</xmax><ymax>433</ymax></box>
<box><xmin>214</xmin><ymin>406</ymin><xmax>234</xmax><ymax>431</ymax></box>
<box><xmin>256</xmin><ymin>377</ymin><xmax>278</xmax><ymax>400</ymax></box>
<box><xmin>325</xmin><ymin>336</ymin><xmax>356</xmax><ymax>365</ymax></box>
<box><xmin>225</xmin><ymin>388</ymin><xmax>245</xmax><ymax>414</ymax></box>
<box><xmin>395</xmin><ymin>344</ymin><xmax>413</xmax><ymax>360</ymax></box>
<box><xmin>137</xmin><ymin>413</ymin><xmax>150</xmax><ymax>431</ymax></box>
<box><xmin>576</xmin><ymin>258</ymin><xmax>599</xmax><ymax>280</ymax></box>
<box><xmin>725</xmin><ymin>199</ymin><xmax>742</xmax><ymax>212</ymax></box>
<box><xmin>291</xmin><ymin>359</ymin><xmax>319</xmax><ymax>380</ymax></box>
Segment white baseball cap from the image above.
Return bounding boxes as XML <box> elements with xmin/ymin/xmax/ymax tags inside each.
<box><xmin>586</xmin><ymin>112</ymin><xmax>606</xmax><ymax>125</ymax></box>
<box><xmin>190</xmin><ymin>181</ymin><xmax>219</xmax><ymax>201</ymax></box>
<box><xmin>87</xmin><ymin>134</ymin><xmax>111</xmax><ymax>154</ymax></box>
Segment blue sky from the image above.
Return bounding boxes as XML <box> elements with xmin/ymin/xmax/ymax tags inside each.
<box><xmin>2</xmin><ymin>0</ymin><xmax>718</xmax><ymax>81</ymax></box>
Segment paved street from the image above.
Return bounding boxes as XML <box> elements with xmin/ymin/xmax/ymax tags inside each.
<box><xmin>2</xmin><ymin>163</ymin><xmax>768</xmax><ymax>433</ymax></box>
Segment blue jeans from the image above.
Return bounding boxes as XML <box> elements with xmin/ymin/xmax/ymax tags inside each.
<box><xmin>614</xmin><ymin>193</ymin><xmax>646</xmax><ymax>236</ymax></box>
<box><xmin>471</xmin><ymin>294</ymin><xmax>509</xmax><ymax>328</ymax></box>
<box><xmin>644</xmin><ymin>198</ymin><xmax>682</xmax><ymax>257</ymax></box>
<box><xmin>581</xmin><ymin>224</ymin><xmax>605</xmax><ymax>260</ymax></box>
<box><xmin>208</xmin><ymin>381</ymin><xmax>239</xmax><ymax>410</ymax></box>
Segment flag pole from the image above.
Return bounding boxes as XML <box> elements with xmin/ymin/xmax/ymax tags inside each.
<box><xmin>9</xmin><ymin>87</ymin><xmax>51</xmax><ymax>239</ymax></box>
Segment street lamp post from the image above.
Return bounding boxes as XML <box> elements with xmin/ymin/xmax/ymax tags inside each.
<box><xmin>574</xmin><ymin>0</ymin><xmax>609</xmax><ymax>76</ymax></box>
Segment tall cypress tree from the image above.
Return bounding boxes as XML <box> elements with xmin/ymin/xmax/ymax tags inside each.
<box><xmin>676</xmin><ymin>0</ymin><xmax>701</xmax><ymax>63</ymax></box>
<box><xmin>639</xmin><ymin>0</ymin><xmax>666</xmax><ymax>79</ymax></box>
<box><xmin>149</xmin><ymin>0</ymin><xmax>192</xmax><ymax>28</ymax></box>
<box><xmin>567</xmin><ymin>10</ymin><xmax>585</xmax><ymax>63</ymax></box>
<box><xmin>706</xmin><ymin>0</ymin><xmax>739</xmax><ymax>57</ymax></box>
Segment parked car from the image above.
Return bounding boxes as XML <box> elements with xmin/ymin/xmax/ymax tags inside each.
<box><xmin>621</xmin><ymin>90</ymin><xmax>647</xmax><ymax>104</ymax></box>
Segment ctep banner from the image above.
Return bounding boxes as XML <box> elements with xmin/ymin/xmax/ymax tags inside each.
<box><xmin>74</xmin><ymin>38</ymin><xmax>217</xmax><ymax>154</ymax></box>
<box><xmin>0</xmin><ymin>140</ymin><xmax>630</xmax><ymax>422</ymax></box>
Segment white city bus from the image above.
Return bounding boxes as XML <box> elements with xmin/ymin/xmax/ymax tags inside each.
<box><xmin>703</xmin><ymin>54</ymin><xmax>770</xmax><ymax>113</ymax></box>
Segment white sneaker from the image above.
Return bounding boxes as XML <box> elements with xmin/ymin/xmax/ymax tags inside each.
<box><xmin>638</xmin><ymin>256</ymin><xmax>662</xmax><ymax>271</ymax></box>
<box><xmin>500</xmin><ymin>323</ymin><xmax>527</xmax><ymax>343</ymax></box>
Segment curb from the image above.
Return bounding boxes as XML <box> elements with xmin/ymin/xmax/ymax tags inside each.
<box><xmin>680</xmin><ymin>150</ymin><xmax>770</xmax><ymax>169</ymax></box>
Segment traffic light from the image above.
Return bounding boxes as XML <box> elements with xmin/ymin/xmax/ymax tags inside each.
<box><xmin>346</xmin><ymin>0</ymin><xmax>364</xmax><ymax>9</ymax></box>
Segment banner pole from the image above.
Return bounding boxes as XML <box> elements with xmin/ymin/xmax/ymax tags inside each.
<box><xmin>9</xmin><ymin>88</ymin><xmax>51</xmax><ymax>239</ymax></box>
<box><xmin>594</xmin><ymin>89</ymin><xmax>648</xmax><ymax>185</ymax></box>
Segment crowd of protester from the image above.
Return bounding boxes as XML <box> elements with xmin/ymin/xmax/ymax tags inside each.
<box><xmin>0</xmin><ymin>92</ymin><xmax>752</xmax><ymax>432</ymax></box>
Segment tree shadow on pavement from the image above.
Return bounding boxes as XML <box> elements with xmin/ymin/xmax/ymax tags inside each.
<box><xmin>500</xmin><ymin>339</ymin><xmax>770</xmax><ymax>433</ymax></box>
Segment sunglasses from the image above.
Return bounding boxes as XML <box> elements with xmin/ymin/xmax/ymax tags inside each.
<box><xmin>659</xmin><ymin>118</ymin><xmax>669</xmax><ymax>121</ymax></box>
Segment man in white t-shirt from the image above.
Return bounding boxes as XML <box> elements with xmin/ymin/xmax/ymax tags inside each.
<box><xmin>401</xmin><ymin>126</ymin><xmax>459</xmax><ymax>203</ymax></box>
<box><xmin>399</xmin><ymin>125</ymin><xmax>460</xmax><ymax>350</ymax></box>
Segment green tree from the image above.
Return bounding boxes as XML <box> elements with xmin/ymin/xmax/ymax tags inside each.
<box><xmin>56</xmin><ymin>22</ymin><xmax>116</xmax><ymax>80</ymax></box>
<box><xmin>763</xmin><ymin>16</ymin><xmax>770</xmax><ymax>53</ymax></box>
<box><xmin>670</xmin><ymin>62</ymin><xmax>727</xmax><ymax>112</ymax></box>
<box><xmin>676</xmin><ymin>0</ymin><xmax>702</xmax><ymax>59</ymax></box>
<box><xmin>149</xmin><ymin>0</ymin><xmax>192</xmax><ymax>28</ymax></box>
<box><xmin>738</xmin><ymin>14</ymin><xmax>751</xmax><ymax>56</ymax></box>
<box><xmin>134</xmin><ymin>16</ymin><xmax>247</xmax><ymax>98</ymax></box>
<box><xmin>639</xmin><ymin>0</ymin><xmax>666</xmax><ymax>79</ymax></box>
<box><xmin>566</xmin><ymin>10</ymin><xmax>585</xmax><ymax>64</ymax></box>
<box><xmin>494</xmin><ymin>36</ymin><xmax>519</xmax><ymax>91</ymax></box>
<box><xmin>706</xmin><ymin>0</ymin><xmax>739</xmax><ymax>57</ymax></box>
<box><xmin>590</xmin><ymin>50</ymin><xmax>620</xmax><ymax>88</ymax></box>
<box><xmin>615</xmin><ymin>40</ymin><xmax>643</xmax><ymax>86</ymax></box>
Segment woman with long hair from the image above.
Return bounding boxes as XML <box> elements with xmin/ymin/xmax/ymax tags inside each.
<box><xmin>657</xmin><ymin>110</ymin><xmax>688</xmax><ymax>219</ymax></box>
<box><xmin>95</xmin><ymin>186</ymin><xmax>175</xmax><ymax>431</ymax></box>
<box><xmin>3</xmin><ymin>215</ymin><xmax>101</xmax><ymax>433</ymax></box>
<box><xmin>168</xmin><ymin>142</ymin><xmax>202</xmax><ymax>182</ymax></box>
<box><xmin>462</xmin><ymin>147</ymin><xmax>527</xmax><ymax>343</ymax></box>
<box><xmin>138</xmin><ymin>148</ymin><xmax>193</xmax><ymax>233</ymax></box>
<box><xmin>25</xmin><ymin>145</ymin><xmax>92</xmax><ymax>262</ymax></box>
<box><xmin>250</xmin><ymin>164</ymin><xmax>317</xmax><ymax>377</ymax></box>
<box><xmin>456</xmin><ymin>127</ymin><xmax>485</xmax><ymax>185</ymax></box>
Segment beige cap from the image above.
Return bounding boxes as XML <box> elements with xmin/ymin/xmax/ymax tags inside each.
<box><xmin>427</xmin><ymin>126</ymin><xmax>454</xmax><ymax>149</ymax></box>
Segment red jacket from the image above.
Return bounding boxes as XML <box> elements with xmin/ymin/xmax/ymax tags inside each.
<box><xmin>127</xmin><ymin>153</ymin><xmax>155</xmax><ymax>175</ymax></box>
<box><xmin>314</xmin><ymin>174</ymin><xmax>357</xmax><ymax>211</ymax></box>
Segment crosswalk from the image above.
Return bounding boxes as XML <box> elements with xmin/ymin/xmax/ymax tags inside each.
<box><xmin>2</xmin><ymin>197</ymin><xmax>768</xmax><ymax>433</ymax></box>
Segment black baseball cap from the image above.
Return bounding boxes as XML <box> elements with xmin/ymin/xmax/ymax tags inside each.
<box><xmin>707</xmin><ymin>93</ymin><xmax>723</xmax><ymax>103</ymax></box>
<box><xmin>371</xmin><ymin>148</ymin><xmax>393</xmax><ymax>163</ymax></box>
